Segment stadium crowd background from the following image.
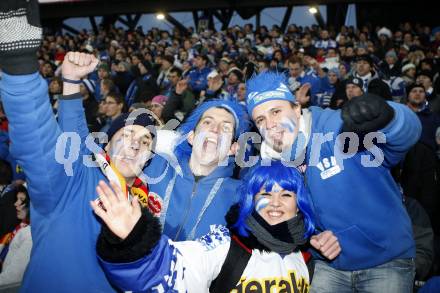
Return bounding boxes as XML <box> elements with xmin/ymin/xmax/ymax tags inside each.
<box><xmin>1</xmin><ymin>16</ymin><xmax>440</xmax><ymax>290</ymax></box>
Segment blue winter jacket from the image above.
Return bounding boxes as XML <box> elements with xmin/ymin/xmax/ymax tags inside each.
<box><xmin>305</xmin><ymin>103</ymin><xmax>421</xmax><ymax>270</ymax></box>
<box><xmin>0</xmin><ymin>73</ymin><xmax>116</xmax><ymax>292</ymax></box>
<box><xmin>144</xmin><ymin>152</ymin><xmax>240</xmax><ymax>241</ymax></box>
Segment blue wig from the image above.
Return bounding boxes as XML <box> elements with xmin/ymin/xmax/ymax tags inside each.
<box><xmin>232</xmin><ymin>160</ymin><xmax>316</xmax><ymax>239</ymax></box>
<box><xmin>176</xmin><ymin>99</ymin><xmax>251</xmax><ymax>157</ymax></box>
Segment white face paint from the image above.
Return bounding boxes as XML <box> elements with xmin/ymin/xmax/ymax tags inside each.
<box><xmin>252</xmin><ymin>100</ymin><xmax>300</xmax><ymax>154</ymax></box>
<box><xmin>190</xmin><ymin>107</ymin><xmax>235</xmax><ymax>167</ymax></box>
<box><xmin>270</xmin><ymin>183</ymin><xmax>282</xmax><ymax>193</ymax></box>
<box><xmin>255</xmin><ymin>197</ymin><xmax>270</xmax><ymax>212</ymax></box>
<box><xmin>107</xmin><ymin>125</ymin><xmax>153</xmax><ymax>179</ymax></box>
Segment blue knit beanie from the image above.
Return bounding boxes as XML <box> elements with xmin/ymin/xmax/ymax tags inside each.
<box><xmin>107</xmin><ymin>112</ymin><xmax>155</xmax><ymax>142</ymax></box>
<box><xmin>245</xmin><ymin>72</ymin><xmax>296</xmax><ymax>116</ymax></box>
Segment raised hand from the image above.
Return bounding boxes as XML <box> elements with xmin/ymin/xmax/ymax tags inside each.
<box><xmin>296</xmin><ymin>83</ymin><xmax>311</xmax><ymax>106</ymax></box>
<box><xmin>62</xmin><ymin>52</ymin><xmax>99</xmax><ymax>81</ymax></box>
<box><xmin>341</xmin><ymin>93</ymin><xmax>394</xmax><ymax>133</ymax></box>
<box><xmin>208</xmin><ymin>74</ymin><xmax>224</xmax><ymax>92</ymax></box>
<box><xmin>310</xmin><ymin>230</ymin><xmax>341</xmax><ymax>260</ymax></box>
<box><xmin>90</xmin><ymin>181</ymin><xmax>142</xmax><ymax>240</ymax></box>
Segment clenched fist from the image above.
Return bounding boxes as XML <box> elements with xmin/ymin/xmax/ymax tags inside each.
<box><xmin>62</xmin><ymin>52</ymin><xmax>100</xmax><ymax>81</ymax></box>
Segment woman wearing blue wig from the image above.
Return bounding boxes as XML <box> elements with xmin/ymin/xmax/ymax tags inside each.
<box><xmin>92</xmin><ymin>161</ymin><xmax>341</xmax><ymax>292</ymax></box>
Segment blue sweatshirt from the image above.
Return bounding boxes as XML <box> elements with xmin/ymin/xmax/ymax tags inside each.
<box><xmin>0</xmin><ymin>73</ymin><xmax>116</xmax><ymax>292</ymax></box>
<box><xmin>144</xmin><ymin>153</ymin><xmax>240</xmax><ymax>241</ymax></box>
<box><xmin>305</xmin><ymin>104</ymin><xmax>421</xmax><ymax>270</ymax></box>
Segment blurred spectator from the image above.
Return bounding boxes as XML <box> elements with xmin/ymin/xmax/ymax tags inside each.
<box><xmin>0</xmin><ymin>160</ymin><xmax>19</xmax><ymax>240</ymax></box>
<box><xmin>401</xmin><ymin>63</ymin><xmax>417</xmax><ymax>87</ymax></box>
<box><xmin>100</xmin><ymin>78</ymin><xmax>116</xmax><ymax>101</ymax></box>
<box><xmin>100</xmin><ymin>91</ymin><xmax>125</xmax><ymax>133</ymax></box>
<box><xmin>0</xmin><ymin>184</ymin><xmax>32</xmax><ymax>286</ymax></box>
<box><xmin>80</xmin><ymin>79</ymin><xmax>101</xmax><ymax>132</ymax></box>
<box><xmin>406</xmin><ymin>83</ymin><xmax>440</xmax><ymax>151</ymax></box>
<box><xmin>224</xmin><ymin>67</ymin><xmax>243</xmax><ymax>101</ymax></box>
<box><xmin>351</xmin><ymin>54</ymin><xmax>392</xmax><ymax>99</ymax></box>
<box><xmin>94</xmin><ymin>63</ymin><xmax>111</xmax><ymax>101</ymax></box>
<box><xmin>315</xmin><ymin>29</ymin><xmax>337</xmax><ymax>50</ymax></box>
<box><xmin>380</xmin><ymin>50</ymin><xmax>402</xmax><ymax>78</ymax></box>
<box><xmin>156</xmin><ymin>55</ymin><xmax>174</xmax><ymax>93</ymax></box>
<box><xmin>188</xmin><ymin>54</ymin><xmax>211</xmax><ymax>96</ymax></box>
<box><xmin>148</xmin><ymin>95</ymin><xmax>167</xmax><ymax>125</ymax></box>
<box><xmin>345</xmin><ymin>76</ymin><xmax>365</xmax><ymax>101</ymax></box>
<box><xmin>162</xmin><ymin>67</ymin><xmax>196</xmax><ymax>122</ymax></box>
<box><xmin>287</xmin><ymin>56</ymin><xmax>321</xmax><ymax>105</ymax></box>
<box><xmin>48</xmin><ymin>77</ymin><xmax>63</xmax><ymax>107</ymax></box>
<box><xmin>404</xmin><ymin>196</ymin><xmax>434</xmax><ymax>281</ymax></box>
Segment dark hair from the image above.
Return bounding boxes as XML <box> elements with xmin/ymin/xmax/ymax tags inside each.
<box><xmin>288</xmin><ymin>56</ymin><xmax>303</xmax><ymax>66</ymax></box>
<box><xmin>169</xmin><ymin>66</ymin><xmax>183</xmax><ymax>77</ymax></box>
<box><xmin>16</xmin><ymin>184</ymin><xmax>30</xmax><ymax>209</ymax></box>
<box><xmin>106</xmin><ymin>91</ymin><xmax>125</xmax><ymax>105</ymax></box>
<box><xmin>0</xmin><ymin>159</ymin><xmax>12</xmax><ymax>185</ymax></box>
<box><xmin>101</xmin><ymin>78</ymin><xmax>116</xmax><ymax>91</ymax></box>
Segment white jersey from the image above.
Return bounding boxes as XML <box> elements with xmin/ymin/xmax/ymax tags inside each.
<box><xmin>102</xmin><ymin>225</ymin><xmax>310</xmax><ymax>293</ymax></box>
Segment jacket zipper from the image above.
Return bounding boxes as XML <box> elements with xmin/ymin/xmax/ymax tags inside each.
<box><xmin>174</xmin><ymin>181</ymin><xmax>198</xmax><ymax>240</ymax></box>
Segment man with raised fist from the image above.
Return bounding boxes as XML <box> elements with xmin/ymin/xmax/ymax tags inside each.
<box><xmin>0</xmin><ymin>1</ymin><xmax>155</xmax><ymax>291</ymax></box>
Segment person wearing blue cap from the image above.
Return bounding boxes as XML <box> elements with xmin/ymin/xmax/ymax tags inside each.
<box><xmin>143</xmin><ymin>98</ymin><xmax>252</xmax><ymax>241</ymax></box>
<box><xmin>0</xmin><ymin>2</ymin><xmax>156</xmax><ymax>290</ymax></box>
<box><xmin>245</xmin><ymin>71</ymin><xmax>422</xmax><ymax>293</ymax></box>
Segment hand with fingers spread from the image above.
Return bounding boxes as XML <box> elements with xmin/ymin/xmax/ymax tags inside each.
<box><xmin>310</xmin><ymin>230</ymin><xmax>341</xmax><ymax>260</ymax></box>
<box><xmin>62</xmin><ymin>52</ymin><xmax>100</xmax><ymax>81</ymax></box>
<box><xmin>90</xmin><ymin>181</ymin><xmax>142</xmax><ymax>240</ymax></box>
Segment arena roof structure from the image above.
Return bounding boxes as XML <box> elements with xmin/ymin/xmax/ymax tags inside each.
<box><xmin>38</xmin><ymin>0</ymin><xmax>436</xmax><ymax>34</ymax></box>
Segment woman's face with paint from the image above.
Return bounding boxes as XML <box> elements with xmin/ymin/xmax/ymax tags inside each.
<box><xmin>254</xmin><ymin>183</ymin><xmax>298</xmax><ymax>225</ymax></box>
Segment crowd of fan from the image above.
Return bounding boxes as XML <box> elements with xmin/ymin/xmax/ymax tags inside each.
<box><xmin>1</xmin><ymin>20</ymin><xmax>440</xmax><ymax>289</ymax></box>
<box><xmin>35</xmin><ymin>22</ymin><xmax>440</xmax><ymax>151</ymax></box>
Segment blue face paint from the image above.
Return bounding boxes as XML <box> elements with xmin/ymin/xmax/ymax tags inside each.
<box><xmin>280</xmin><ymin>119</ymin><xmax>296</xmax><ymax>133</ymax></box>
<box><xmin>255</xmin><ymin>197</ymin><xmax>270</xmax><ymax>212</ymax></box>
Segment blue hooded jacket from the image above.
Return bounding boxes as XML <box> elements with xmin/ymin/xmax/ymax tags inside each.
<box><xmin>144</xmin><ymin>154</ymin><xmax>240</xmax><ymax>241</ymax></box>
<box><xmin>144</xmin><ymin>99</ymin><xmax>250</xmax><ymax>241</ymax></box>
